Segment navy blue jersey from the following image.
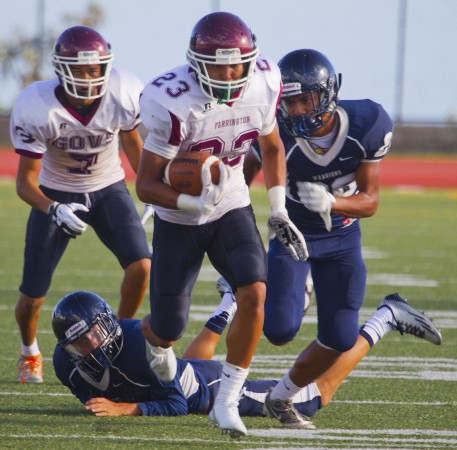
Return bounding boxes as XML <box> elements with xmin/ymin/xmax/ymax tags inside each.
<box><xmin>53</xmin><ymin>319</ymin><xmax>211</xmax><ymax>416</ymax></box>
<box><xmin>253</xmin><ymin>99</ymin><xmax>393</xmax><ymax>234</ymax></box>
<box><xmin>255</xmin><ymin>99</ymin><xmax>393</xmax><ymax>347</ymax></box>
<box><xmin>53</xmin><ymin>319</ymin><xmax>322</xmax><ymax>417</ymax></box>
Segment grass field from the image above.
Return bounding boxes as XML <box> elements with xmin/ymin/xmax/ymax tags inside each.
<box><xmin>0</xmin><ymin>181</ymin><xmax>456</xmax><ymax>449</ymax></box>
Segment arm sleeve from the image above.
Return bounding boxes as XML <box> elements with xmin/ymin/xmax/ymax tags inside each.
<box><xmin>137</xmin><ymin>382</ymin><xmax>189</xmax><ymax>416</ymax></box>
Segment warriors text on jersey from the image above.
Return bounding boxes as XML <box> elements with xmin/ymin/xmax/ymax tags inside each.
<box><xmin>254</xmin><ymin>99</ymin><xmax>393</xmax><ymax>234</ymax></box>
<box><xmin>10</xmin><ymin>69</ymin><xmax>143</xmax><ymax>193</ymax></box>
<box><xmin>139</xmin><ymin>56</ymin><xmax>281</xmax><ymax>225</ymax></box>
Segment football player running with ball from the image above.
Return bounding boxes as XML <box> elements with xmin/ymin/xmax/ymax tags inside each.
<box><xmin>10</xmin><ymin>26</ymin><xmax>151</xmax><ymax>384</ymax></box>
<box><xmin>135</xmin><ymin>12</ymin><xmax>307</xmax><ymax>438</ymax></box>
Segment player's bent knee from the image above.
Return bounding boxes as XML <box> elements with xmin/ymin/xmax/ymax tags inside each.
<box><xmin>266</xmin><ymin>338</ymin><xmax>291</xmax><ymax>347</ymax></box>
<box><xmin>263</xmin><ymin>327</ymin><xmax>300</xmax><ymax>346</ymax></box>
<box><xmin>318</xmin><ymin>334</ymin><xmax>358</xmax><ymax>353</ymax></box>
<box><xmin>125</xmin><ymin>258</ymin><xmax>150</xmax><ymax>277</ymax></box>
<box><xmin>236</xmin><ymin>282</ymin><xmax>266</xmax><ymax>310</ymax></box>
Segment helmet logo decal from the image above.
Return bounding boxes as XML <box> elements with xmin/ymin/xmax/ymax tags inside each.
<box><xmin>65</xmin><ymin>319</ymin><xmax>89</xmax><ymax>340</ymax></box>
<box><xmin>282</xmin><ymin>82</ymin><xmax>302</xmax><ymax>94</ymax></box>
<box><xmin>77</xmin><ymin>51</ymin><xmax>102</xmax><ymax>64</ymax></box>
<box><xmin>215</xmin><ymin>48</ymin><xmax>242</xmax><ymax>64</ymax></box>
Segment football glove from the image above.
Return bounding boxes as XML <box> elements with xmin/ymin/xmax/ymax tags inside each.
<box><xmin>267</xmin><ymin>210</ymin><xmax>309</xmax><ymax>261</ymax></box>
<box><xmin>177</xmin><ymin>162</ymin><xmax>231</xmax><ymax>225</ymax></box>
<box><xmin>197</xmin><ymin>162</ymin><xmax>231</xmax><ymax>224</ymax></box>
<box><xmin>48</xmin><ymin>201</ymin><xmax>89</xmax><ymax>238</ymax></box>
<box><xmin>140</xmin><ymin>204</ymin><xmax>155</xmax><ymax>225</ymax></box>
<box><xmin>296</xmin><ymin>182</ymin><xmax>336</xmax><ymax>232</ymax></box>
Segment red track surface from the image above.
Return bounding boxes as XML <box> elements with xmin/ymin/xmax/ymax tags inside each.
<box><xmin>1</xmin><ymin>148</ymin><xmax>456</xmax><ymax>188</ymax></box>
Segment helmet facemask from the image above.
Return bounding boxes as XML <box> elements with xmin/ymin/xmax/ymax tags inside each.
<box><xmin>187</xmin><ymin>46</ymin><xmax>259</xmax><ymax>103</ymax></box>
<box><xmin>60</xmin><ymin>312</ymin><xmax>122</xmax><ymax>378</ymax></box>
<box><xmin>278</xmin><ymin>79</ymin><xmax>338</xmax><ymax>139</ymax></box>
<box><xmin>53</xmin><ymin>51</ymin><xmax>113</xmax><ymax>100</ymax></box>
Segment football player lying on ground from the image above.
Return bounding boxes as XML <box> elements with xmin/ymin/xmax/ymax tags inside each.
<box><xmin>52</xmin><ymin>283</ymin><xmax>441</xmax><ymax>422</ymax></box>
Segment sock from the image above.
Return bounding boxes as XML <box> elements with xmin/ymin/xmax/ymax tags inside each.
<box><xmin>145</xmin><ymin>343</ymin><xmax>177</xmax><ymax>382</ymax></box>
<box><xmin>216</xmin><ymin>362</ymin><xmax>249</xmax><ymax>405</ymax></box>
<box><xmin>270</xmin><ymin>371</ymin><xmax>303</xmax><ymax>401</ymax></box>
<box><xmin>360</xmin><ymin>307</ymin><xmax>394</xmax><ymax>346</ymax></box>
<box><xmin>21</xmin><ymin>338</ymin><xmax>40</xmax><ymax>357</ymax></box>
<box><xmin>205</xmin><ymin>292</ymin><xmax>237</xmax><ymax>335</ymax></box>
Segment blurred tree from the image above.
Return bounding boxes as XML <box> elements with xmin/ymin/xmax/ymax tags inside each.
<box><xmin>0</xmin><ymin>1</ymin><xmax>104</xmax><ymax>113</ymax></box>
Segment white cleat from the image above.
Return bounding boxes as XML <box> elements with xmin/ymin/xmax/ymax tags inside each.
<box><xmin>145</xmin><ymin>343</ymin><xmax>177</xmax><ymax>382</ymax></box>
<box><xmin>216</xmin><ymin>276</ymin><xmax>233</xmax><ymax>296</ymax></box>
<box><xmin>209</xmin><ymin>401</ymin><xmax>247</xmax><ymax>439</ymax></box>
<box><xmin>378</xmin><ymin>293</ymin><xmax>442</xmax><ymax>345</ymax></box>
<box><xmin>214</xmin><ymin>277</ymin><xmax>237</xmax><ymax>323</ymax></box>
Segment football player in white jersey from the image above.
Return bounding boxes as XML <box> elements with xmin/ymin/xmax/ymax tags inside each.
<box><xmin>135</xmin><ymin>12</ymin><xmax>307</xmax><ymax>438</ymax></box>
<box><xmin>10</xmin><ymin>26</ymin><xmax>151</xmax><ymax>384</ymax></box>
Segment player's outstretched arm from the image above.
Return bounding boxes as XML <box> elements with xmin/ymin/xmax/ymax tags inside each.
<box><xmin>85</xmin><ymin>397</ymin><xmax>142</xmax><ymax>416</ymax></box>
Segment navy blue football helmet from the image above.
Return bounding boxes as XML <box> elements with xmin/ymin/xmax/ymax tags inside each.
<box><xmin>52</xmin><ymin>291</ymin><xmax>122</xmax><ymax>376</ymax></box>
<box><xmin>278</xmin><ymin>49</ymin><xmax>341</xmax><ymax>138</ymax></box>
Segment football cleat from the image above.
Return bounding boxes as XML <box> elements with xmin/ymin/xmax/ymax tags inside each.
<box><xmin>264</xmin><ymin>391</ymin><xmax>316</xmax><ymax>429</ymax></box>
<box><xmin>216</xmin><ymin>276</ymin><xmax>233</xmax><ymax>297</ymax></box>
<box><xmin>209</xmin><ymin>400</ymin><xmax>247</xmax><ymax>439</ymax></box>
<box><xmin>18</xmin><ymin>353</ymin><xmax>43</xmax><ymax>383</ymax></box>
<box><xmin>378</xmin><ymin>293</ymin><xmax>442</xmax><ymax>345</ymax></box>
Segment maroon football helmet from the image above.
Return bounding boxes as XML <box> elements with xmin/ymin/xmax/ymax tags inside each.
<box><xmin>52</xmin><ymin>26</ymin><xmax>114</xmax><ymax>100</ymax></box>
<box><xmin>186</xmin><ymin>12</ymin><xmax>259</xmax><ymax>102</ymax></box>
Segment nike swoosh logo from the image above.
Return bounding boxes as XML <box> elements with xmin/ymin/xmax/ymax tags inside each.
<box><xmin>113</xmin><ymin>382</ymin><xmax>122</xmax><ymax>387</ymax></box>
<box><xmin>339</xmin><ymin>156</ymin><xmax>353</xmax><ymax>161</ymax></box>
<box><xmin>223</xmin><ymin>372</ymin><xmax>231</xmax><ymax>378</ymax></box>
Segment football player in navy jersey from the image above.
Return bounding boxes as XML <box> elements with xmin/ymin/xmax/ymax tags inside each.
<box><xmin>244</xmin><ymin>49</ymin><xmax>441</xmax><ymax>428</ymax></box>
<box><xmin>135</xmin><ymin>12</ymin><xmax>306</xmax><ymax>438</ymax></box>
<box><xmin>10</xmin><ymin>26</ymin><xmax>151</xmax><ymax>384</ymax></box>
<box><xmin>52</xmin><ymin>289</ymin><xmax>440</xmax><ymax>425</ymax></box>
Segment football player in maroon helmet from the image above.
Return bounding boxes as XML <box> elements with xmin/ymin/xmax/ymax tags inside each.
<box><xmin>11</xmin><ymin>26</ymin><xmax>151</xmax><ymax>384</ymax></box>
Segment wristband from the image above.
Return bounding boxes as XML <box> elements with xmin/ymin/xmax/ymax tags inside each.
<box><xmin>48</xmin><ymin>201</ymin><xmax>59</xmax><ymax>215</ymax></box>
<box><xmin>177</xmin><ymin>194</ymin><xmax>200</xmax><ymax>211</ymax></box>
<box><xmin>267</xmin><ymin>185</ymin><xmax>286</xmax><ymax>213</ymax></box>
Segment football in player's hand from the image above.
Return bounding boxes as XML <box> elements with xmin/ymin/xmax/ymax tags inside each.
<box><xmin>164</xmin><ymin>152</ymin><xmax>221</xmax><ymax>196</ymax></box>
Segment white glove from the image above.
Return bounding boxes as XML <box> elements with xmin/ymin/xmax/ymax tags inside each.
<box><xmin>267</xmin><ymin>210</ymin><xmax>309</xmax><ymax>261</ymax></box>
<box><xmin>296</xmin><ymin>182</ymin><xmax>336</xmax><ymax>232</ymax></box>
<box><xmin>140</xmin><ymin>204</ymin><xmax>155</xmax><ymax>225</ymax></box>
<box><xmin>177</xmin><ymin>162</ymin><xmax>231</xmax><ymax>225</ymax></box>
<box><xmin>48</xmin><ymin>201</ymin><xmax>89</xmax><ymax>238</ymax></box>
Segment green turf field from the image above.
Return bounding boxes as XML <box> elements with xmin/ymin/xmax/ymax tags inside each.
<box><xmin>0</xmin><ymin>181</ymin><xmax>456</xmax><ymax>449</ymax></box>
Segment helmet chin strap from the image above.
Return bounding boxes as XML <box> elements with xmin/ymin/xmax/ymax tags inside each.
<box><xmin>215</xmin><ymin>87</ymin><xmax>240</xmax><ymax>104</ymax></box>
<box><xmin>216</xmin><ymin>89</ymin><xmax>230</xmax><ymax>104</ymax></box>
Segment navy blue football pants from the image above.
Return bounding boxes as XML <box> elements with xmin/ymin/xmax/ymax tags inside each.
<box><xmin>264</xmin><ymin>221</ymin><xmax>366</xmax><ymax>351</ymax></box>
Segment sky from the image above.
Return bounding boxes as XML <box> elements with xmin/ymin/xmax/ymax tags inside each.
<box><xmin>1</xmin><ymin>0</ymin><xmax>457</xmax><ymax>123</ymax></box>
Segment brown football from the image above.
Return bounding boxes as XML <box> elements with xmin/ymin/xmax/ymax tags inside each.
<box><xmin>164</xmin><ymin>152</ymin><xmax>221</xmax><ymax>196</ymax></box>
